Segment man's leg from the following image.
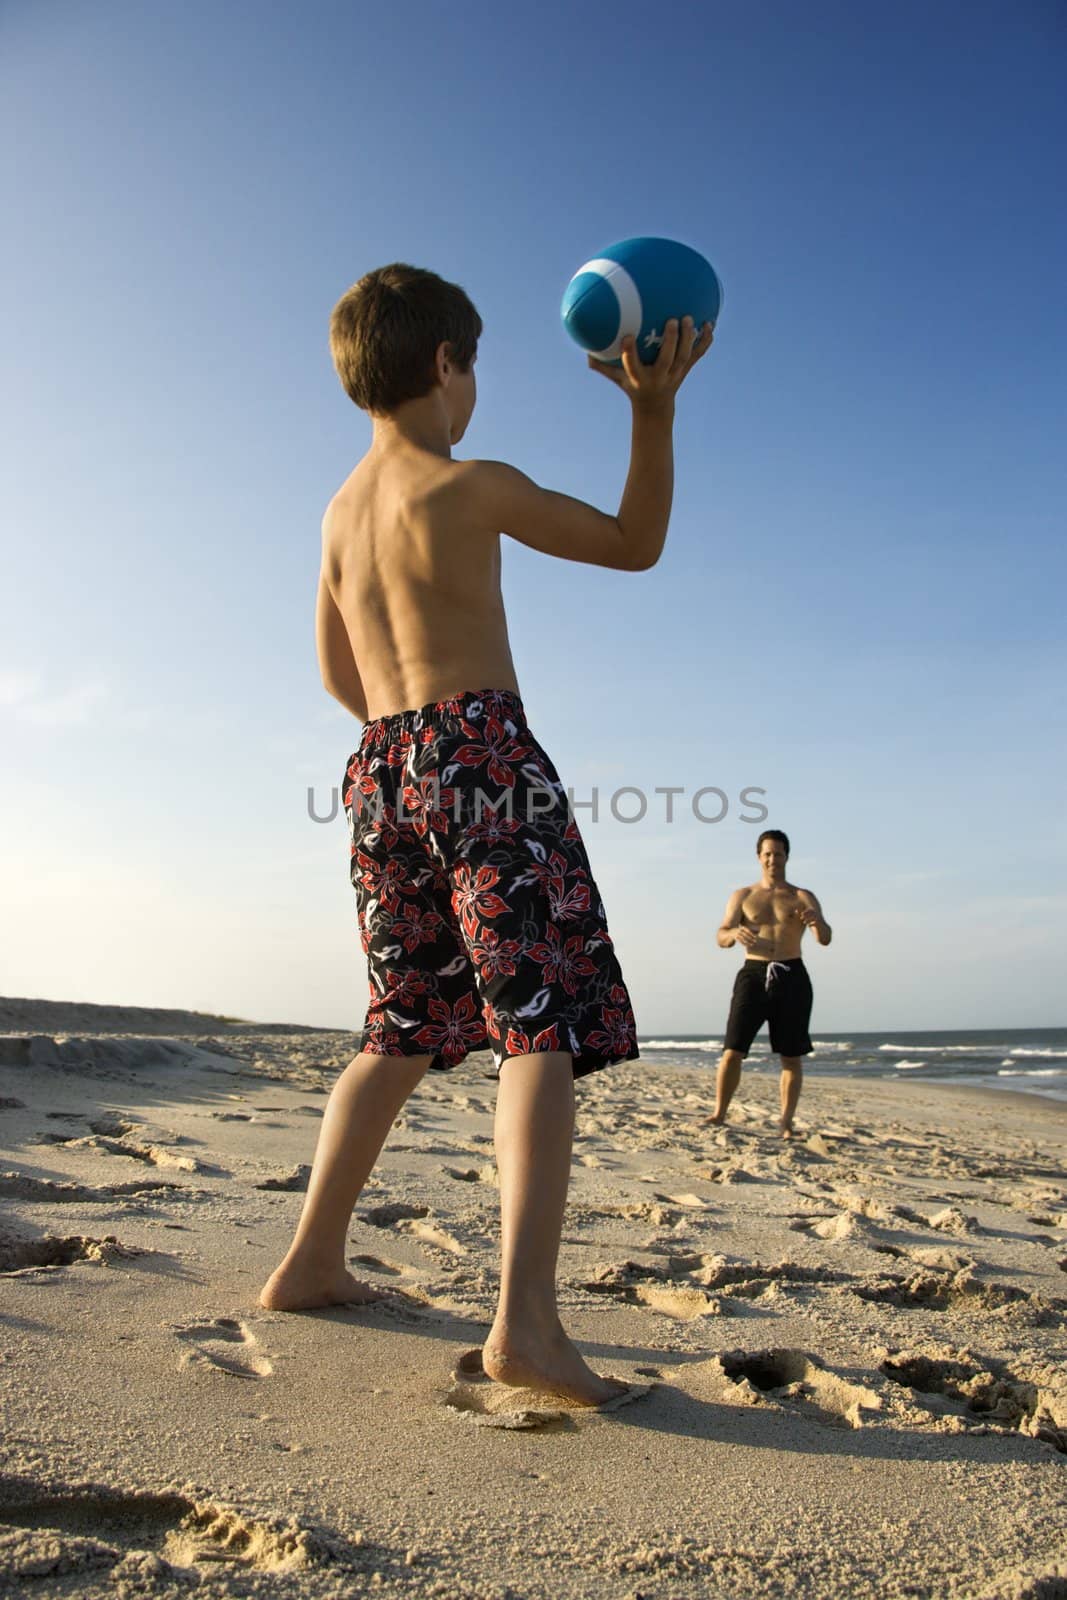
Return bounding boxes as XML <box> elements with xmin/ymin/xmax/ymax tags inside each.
<box><xmin>778</xmin><ymin>1056</ymin><xmax>803</xmax><ymax>1137</ymax></box>
<box><xmin>709</xmin><ymin>1048</ymin><xmax>745</xmax><ymax>1124</ymax></box>
<box><xmin>482</xmin><ymin>1052</ymin><xmax>625</xmax><ymax>1405</ymax></box>
<box><xmin>260</xmin><ymin>1051</ymin><xmax>431</xmax><ymax>1310</ymax></box>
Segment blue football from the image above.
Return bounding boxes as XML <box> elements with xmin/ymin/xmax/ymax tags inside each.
<box><xmin>561</xmin><ymin>236</ymin><xmax>723</xmax><ymax>366</ymax></box>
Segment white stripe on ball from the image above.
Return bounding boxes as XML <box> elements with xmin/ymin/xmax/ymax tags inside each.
<box><xmin>574</xmin><ymin>258</ymin><xmax>643</xmax><ymax>362</ymax></box>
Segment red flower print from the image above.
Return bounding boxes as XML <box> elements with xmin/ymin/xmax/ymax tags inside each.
<box><xmin>385</xmin><ymin>729</ymin><xmax>413</xmax><ymax>766</ymax></box>
<box><xmin>520</xmin><ymin>849</ymin><xmax>591</xmax><ymax>922</ymax></box>
<box><xmin>452</xmin><ymin>863</ymin><xmax>509</xmax><ymax>941</ymax></box>
<box><xmin>390</xmin><ymin>903</ymin><xmax>445</xmax><ymax>953</ymax></box>
<box><xmin>412</xmin><ymin>995</ymin><xmax>486</xmax><ymax>1058</ymax></box>
<box><xmin>527</xmin><ymin>924</ymin><xmax>596</xmax><ymax>996</ymax></box>
<box><xmin>452</xmin><ymin>715</ymin><xmax>531</xmax><ymax>790</ymax></box>
<box><xmin>463</xmin><ymin>805</ymin><xmax>520</xmax><ymax>846</ymax></box>
<box><xmin>361</xmin><ymin>1026</ymin><xmax>406</xmax><ymax>1056</ymax></box>
<box><xmin>503</xmin><ymin>1023</ymin><xmax>561</xmax><ymax>1057</ymax></box>
<box><xmin>401</xmin><ymin>780</ymin><xmax>455</xmax><ymax>839</ymax></box>
<box><xmin>356</xmin><ymin>851</ymin><xmax>411</xmax><ymax>913</ymax></box>
<box><xmin>471</xmin><ymin>929</ymin><xmax>521</xmax><ymax>982</ymax></box>
<box><xmin>584</xmin><ymin>1004</ymin><xmax>635</xmax><ymax>1058</ymax></box>
<box><xmin>381</xmin><ymin>968</ymin><xmax>431</xmax><ymax>1008</ymax></box>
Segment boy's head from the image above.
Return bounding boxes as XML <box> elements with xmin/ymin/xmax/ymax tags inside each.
<box><xmin>330</xmin><ymin>264</ymin><xmax>482</xmax><ymax>435</ymax></box>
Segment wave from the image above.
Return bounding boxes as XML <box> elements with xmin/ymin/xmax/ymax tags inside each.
<box><xmin>812</xmin><ymin>1041</ymin><xmax>852</xmax><ymax>1051</ymax></box>
<box><xmin>893</xmin><ymin>1060</ymin><xmax>928</xmax><ymax>1071</ymax></box>
<box><xmin>997</xmin><ymin>1067</ymin><xmax>1065</xmax><ymax>1079</ymax></box>
<box><xmin>639</xmin><ymin>1039</ymin><xmax>722</xmax><ymax>1052</ymax></box>
<box><xmin>1006</xmin><ymin>1047</ymin><xmax>1067</xmax><ymax>1060</ymax></box>
<box><xmin>878</xmin><ymin>1043</ymin><xmax>1015</xmax><ymax>1057</ymax></box>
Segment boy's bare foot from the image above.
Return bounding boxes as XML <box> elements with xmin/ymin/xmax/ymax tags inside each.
<box><xmin>259</xmin><ymin>1262</ymin><xmax>386</xmax><ymax>1312</ymax></box>
<box><xmin>482</xmin><ymin>1319</ymin><xmax>628</xmax><ymax>1407</ymax></box>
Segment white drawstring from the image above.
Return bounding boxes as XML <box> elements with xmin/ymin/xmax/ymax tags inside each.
<box><xmin>765</xmin><ymin>961</ymin><xmax>791</xmax><ymax>991</ymax></box>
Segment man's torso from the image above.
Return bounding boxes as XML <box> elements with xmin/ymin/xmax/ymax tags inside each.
<box><xmin>738</xmin><ymin>882</ymin><xmax>811</xmax><ymax>961</ymax></box>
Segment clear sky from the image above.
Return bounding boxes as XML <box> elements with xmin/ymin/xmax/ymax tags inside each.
<box><xmin>3</xmin><ymin>0</ymin><xmax>1065</xmax><ymax>1034</ymax></box>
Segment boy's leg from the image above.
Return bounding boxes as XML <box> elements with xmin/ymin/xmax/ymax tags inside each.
<box><xmin>260</xmin><ymin>1051</ymin><xmax>431</xmax><ymax>1310</ymax></box>
<box><xmin>482</xmin><ymin>1052</ymin><xmax>625</xmax><ymax>1406</ymax></box>
<box><xmin>709</xmin><ymin>1048</ymin><xmax>744</xmax><ymax>1124</ymax></box>
<box><xmin>778</xmin><ymin>1056</ymin><xmax>803</xmax><ymax>1137</ymax></box>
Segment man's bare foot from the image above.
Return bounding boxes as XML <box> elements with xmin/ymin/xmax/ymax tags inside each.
<box><xmin>482</xmin><ymin>1319</ymin><xmax>628</xmax><ymax>1407</ymax></box>
<box><xmin>705</xmin><ymin>1113</ymin><xmax>726</xmax><ymax>1126</ymax></box>
<box><xmin>779</xmin><ymin>1122</ymin><xmax>795</xmax><ymax>1140</ymax></box>
<box><xmin>259</xmin><ymin>1261</ymin><xmax>385</xmax><ymax>1312</ymax></box>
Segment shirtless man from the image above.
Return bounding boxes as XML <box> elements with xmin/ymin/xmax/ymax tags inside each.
<box><xmin>259</xmin><ymin>263</ymin><xmax>713</xmax><ymax>1404</ymax></box>
<box><xmin>710</xmin><ymin>829</ymin><xmax>832</xmax><ymax>1136</ymax></box>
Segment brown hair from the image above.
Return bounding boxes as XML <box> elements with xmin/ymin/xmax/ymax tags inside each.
<box><xmin>756</xmin><ymin>829</ymin><xmax>790</xmax><ymax>858</ymax></box>
<box><xmin>329</xmin><ymin>263</ymin><xmax>482</xmax><ymax>413</ymax></box>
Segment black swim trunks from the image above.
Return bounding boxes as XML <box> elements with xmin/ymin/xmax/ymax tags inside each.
<box><xmin>342</xmin><ymin>689</ymin><xmax>639</xmax><ymax>1079</ymax></box>
<box><xmin>723</xmin><ymin>958</ymin><xmax>813</xmax><ymax>1058</ymax></box>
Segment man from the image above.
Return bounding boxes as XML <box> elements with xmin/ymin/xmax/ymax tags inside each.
<box><xmin>711</xmin><ymin>829</ymin><xmax>831</xmax><ymax>1137</ymax></box>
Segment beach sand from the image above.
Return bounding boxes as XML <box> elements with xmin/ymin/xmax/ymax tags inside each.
<box><xmin>1</xmin><ymin>998</ymin><xmax>1065</xmax><ymax>1599</ymax></box>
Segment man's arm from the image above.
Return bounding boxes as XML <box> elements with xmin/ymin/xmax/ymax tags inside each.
<box><xmin>798</xmin><ymin>891</ymin><xmax>832</xmax><ymax>946</ymax></box>
<box><xmin>464</xmin><ymin>317</ymin><xmax>713</xmax><ymax>573</ymax></box>
<box><xmin>718</xmin><ymin>888</ymin><xmax>757</xmax><ymax>950</ymax></box>
<box><xmin>315</xmin><ymin>573</ymin><xmax>367</xmax><ymax>722</ymax></box>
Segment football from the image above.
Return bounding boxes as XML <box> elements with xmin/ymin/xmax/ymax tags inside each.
<box><xmin>561</xmin><ymin>236</ymin><xmax>723</xmax><ymax>365</ymax></box>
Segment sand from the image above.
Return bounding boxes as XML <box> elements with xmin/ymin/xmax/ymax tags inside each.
<box><xmin>1</xmin><ymin>998</ymin><xmax>1065</xmax><ymax>1599</ymax></box>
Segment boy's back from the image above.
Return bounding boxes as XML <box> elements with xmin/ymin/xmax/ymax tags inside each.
<box><xmin>323</xmin><ymin>442</ymin><xmax>519</xmax><ymax>722</ymax></box>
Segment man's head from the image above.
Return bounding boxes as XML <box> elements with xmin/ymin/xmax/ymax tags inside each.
<box><xmin>329</xmin><ymin>264</ymin><xmax>482</xmax><ymax>441</ymax></box>
<box><xmin>756</xmin><ymin>829</ymin><xmax>790</xmax><ymax>879</ymax></box>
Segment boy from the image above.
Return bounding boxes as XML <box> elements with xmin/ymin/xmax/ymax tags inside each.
<box><xmin>261</xmin><ymin>264</ymin><xmax>713</xmax><ymax>1404</ymax></box>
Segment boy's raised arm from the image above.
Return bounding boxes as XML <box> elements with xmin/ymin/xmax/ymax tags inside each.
<box><xmin>468</xmin><ymin>316</ymin><xmax>713</xmax><ymax>573</ymax></box>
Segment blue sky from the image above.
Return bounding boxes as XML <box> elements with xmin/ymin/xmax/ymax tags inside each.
<box><xmin>3</xmin><ymin>0</ymin><xmax>1064</xmax><ymax>1034</ymax></box>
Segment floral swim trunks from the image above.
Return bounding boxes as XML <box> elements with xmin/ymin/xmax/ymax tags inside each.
<box><xmin>342</xmin><ymin>689</ymin><xmax>639</xmax><ymax>1078</ymax></box>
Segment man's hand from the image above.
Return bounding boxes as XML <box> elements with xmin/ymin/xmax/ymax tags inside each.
<box><xmin>734</xmin><ymin>925</ymin><xmax>759</xmax><ymax>950</ymax></box>
<box><xmin>588</xmin><ymin>316</ymin><xmax>714</xmax><ymax>407</ymax></box>
<box><xmin>797</xmin><ymin>906</ymin><xmax>820</xmax><ymax>928</ymax></box>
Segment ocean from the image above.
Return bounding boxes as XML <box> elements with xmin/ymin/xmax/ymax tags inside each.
<box><xmin>637</xmin><ymin>1028</ymin><xmax>1067</xmax><ymax>1103</ymax></box>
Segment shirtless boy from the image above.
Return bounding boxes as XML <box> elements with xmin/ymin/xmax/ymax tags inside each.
<box><xmin>260</xmin><ymin>264</ymin><xmax>713</xmax><ymax>1404</ymax></box>
<box><xmin>710</xmin><ymin>829</ymin><xmax>832</xmax><ymax>1136</ymax></box>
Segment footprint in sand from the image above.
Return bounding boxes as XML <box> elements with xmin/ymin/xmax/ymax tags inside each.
<box><xmin>0</xmin><ymin>1232</ymin><xmax>141</xmax><ymax>1275</ymax></box>
<box><xmin>255</xmin><ymin>1166</ymin><xmax>311</xmax><ymax>1192</ymax></box>
<box><xmin>350</xmin><ymin>1253</ymin><xmax>419</xmax><ymax>1282</ymax></box>
<box><xmin>363</xmin><ymin>1202</ymin><xmax>429</xmax><ymax>1226</ymax></box>
<box><xmin>444</xmin><ymin>1165</ymin><xmax>497</xmax><ymax>1187</ymax></box>
<box><xmin>36</xmin><ymin>1130</ymin><xmax>213</xmax><ymax>1175</ymax></box>
<box><xmin>0</xmin><ymin>1479</ymin><xmax>358</xmax><ymax>1582</ymax></box>
<box><xmin>0</xmin><ymin>1172</ymin><xmax>181</xmax><ymax>1204</ymax></box>
<box><xmin>362</xmin><ymin>1203</ymin><xmax>467</xmax><ymax>1257</ymax></box>
<box><xmin>878</xmin><ymin>1351</ymin><xmax>1066</xmax><ymax>1450</ymax></box>
<box><xmin>174</xmin><ymin>1318</ymin><xmax>272</xmax><ymax>1379</ymax></box>
<box><xmin>697</xmin><ymin>1347</ymin><xmax>882</xmax><ymax>1430</ymax></box>
<box><xmin>442</xmin><ymin>1349</ymin><xmax>649</xmax><ymax>1429</ymax></box>
<box><xmin>581</xmin><ymin>1255</ymin><xmax>845</xmax><ymax>1319</ymax></box>
<box><xmin>581</xmin><ymin>1262</ymin><xmax>723</xmax><ymax>1321</ymax></box>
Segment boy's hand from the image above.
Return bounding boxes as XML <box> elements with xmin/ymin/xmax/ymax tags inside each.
<box><xmin>588</xmin><ymin>316</ymin><xmax>714</xmax><ymax>407</ymax></box>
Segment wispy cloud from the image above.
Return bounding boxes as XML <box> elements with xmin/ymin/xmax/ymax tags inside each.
<box><xmin>0</xmin><ymin>670</ymin><xmax>110</xmax><ymax>728</ymax></box>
